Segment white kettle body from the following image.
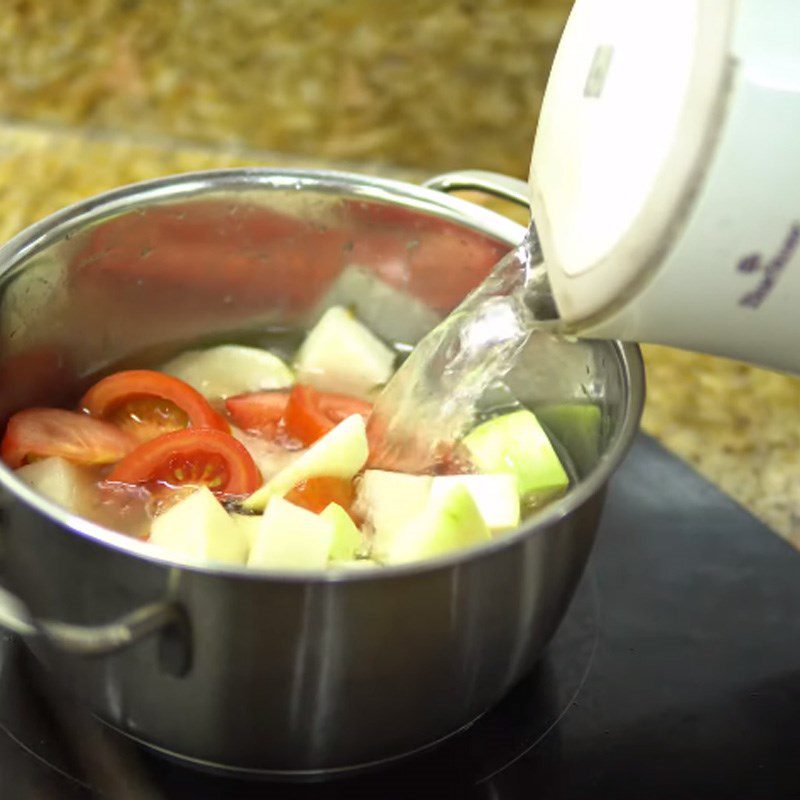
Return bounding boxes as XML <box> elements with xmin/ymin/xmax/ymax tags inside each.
<box><xmin>530</xmin><ymin>0</ymin><xmax>800</xmax><ymax>372</ymax></box>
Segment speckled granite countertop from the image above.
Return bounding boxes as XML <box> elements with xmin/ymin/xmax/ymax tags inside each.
<box><xmin>1</xmin><ymin>121</ymin><xmax>799</xmax><ymax>546</ymax></box>
<box><xmin>0</xmin><ymin>0</ymin><xmax>570</xmax><ymax>179</ymax></box>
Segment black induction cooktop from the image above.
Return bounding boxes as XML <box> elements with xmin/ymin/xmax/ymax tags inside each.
<box><xmin>3</xmin><ymin>435</ymin><xmax>800</xmax><ymax>799</ymax></box>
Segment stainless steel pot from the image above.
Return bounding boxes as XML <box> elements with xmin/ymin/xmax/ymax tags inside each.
<box><xmin>0</xmin><ymin>168</ymin><xmax>643</xmax><ymax>777</ymax></box>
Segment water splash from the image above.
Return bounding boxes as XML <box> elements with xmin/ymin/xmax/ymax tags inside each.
<box><xmin>368</xmin><ymin>228</ymin><xmax>561</xmax><ymax>472</ymax></box>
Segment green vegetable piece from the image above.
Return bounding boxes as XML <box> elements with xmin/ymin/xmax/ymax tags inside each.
<box><xmin>248</xmin><ymin>497</ymin><xmax>333</xmax><ymax>570</ymax></box>
<box><xmin>462</xmin><ymin>409</ymin><xmax>569</xmax><ymax>503</ymax></box>
<box><xmin>320</xmin><ymin>502</ymin><xmax>363</xmax><ymax>562</ymax></box>
<box><xmin>536</xmin><ymin>403</ymin><xmax>602</xmax><ymax>478</ymax></box>
<box><xmin>150</xmin><ymin>486</ymin><xmax>248</xmax><ymax>566</ymax></box>
<box><xmin>385</xmin><ymin>483</ymin><xmax>490</xmax><ymax>564</ymax></box>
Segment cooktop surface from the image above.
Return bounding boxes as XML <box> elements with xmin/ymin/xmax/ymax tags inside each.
<box><xmin>2</xmin><ymin>435</ymin><xmax>800</xmax><ymax>799</ymax></box>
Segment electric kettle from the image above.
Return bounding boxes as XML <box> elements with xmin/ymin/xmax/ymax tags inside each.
<box><xmin>530</xmin><ymin>0</ymin><xmax>800</xmax><ymax>372</ymax></box>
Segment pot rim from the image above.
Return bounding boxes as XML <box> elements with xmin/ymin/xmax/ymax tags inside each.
<box><xmin>0</xmin><ymin>167</ymin><xmax>645</xmax><ymax>583</ymax></box>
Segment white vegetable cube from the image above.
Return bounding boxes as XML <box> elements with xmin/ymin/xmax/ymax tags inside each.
<box><xmin>535</xmin><ymin>403</ymin><xmax>601</xmax><ymax>476</ymax></box>
<box><xmin>385</xmin><ymin>483</ymin><xmax>490</xmax><ymax>565</ymax></box>
<box><xmin>229</xmin><ymin>513</ymin><xmax>263</xmax><ymax>550</ymax></box>
<box><xmin>150</xmin><ymin>486</ymin><xmax>248</xmax><ymax>566</ymax></box>
<box><xmin>353</xmin><ymin>470</ymin><xmax>432</xmax><ymax>556</ymax></box>
<box><xmin>320</xmin><ymin>502</ymin><xmax>363</xmax><ymax>561</ymax></box>
<box><xmin>248</xmin><ymin>497</ymin><xmax>334</xmax><ymax>571</ymax></box>
<box><xmin>243</xmin><ymin>414</ymin><xmax>369</xmax><ymax>510</ymax></box>
<box><xmin>430</xmin><ymin>474</ymin><xmax>520</xmax><ymax>533</ymax></box>
<box><xmin>15</xmin><ymin>457</ymin><xmax>95</xmax><ymax>515</ymax></box>
<box><xmin>161</xmin><ymin>345</ymin><xmax>294</xmax><ymax>400</ymax></box>
<box><xmin>462</xmin><ymin>410</ymin><xmax>569</xmax><ymax>503</ymax></box>
<box><xmin>295</xmin><ymin>306</ymin><xmax>395</xmax><ymax>399</ymax></box>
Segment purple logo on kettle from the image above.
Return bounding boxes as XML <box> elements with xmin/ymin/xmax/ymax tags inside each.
<box><xmin>738</xmin><ymin>223</ymin><xmax>800</xmax><ymax>309</ymax></box>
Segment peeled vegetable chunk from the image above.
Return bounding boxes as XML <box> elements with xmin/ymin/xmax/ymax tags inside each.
<box><xmin>535</xmin><ymin>403</ymin><xmax>601</xmax><ymax>477</ymax></box>
<box><xmin>150</xmin><ymin>486</ymin><xmax>248</xmax><ymax>565</ymax></box>
<box><xmin>229</xmin><ymin>513</ymin><xmax>262</xmax><ymax>550</ymax></box>
<box><xmin>385</xmin><ymin>483</ymin><xmax>490</xmax><ymax>565</ymax></box>
<box><xmin>15</xmin><ymin>456</ymin><xmax>95</xmax><ymax>515</ymax></box>
<box><xmin>243</xmin><ymin>414</ymin><xmax>368</xmax><ymax>511</ymax></box>
<box><xmin>462</xmin><ymin>410</ymin><xmax>569</xmax><ymax>504</ymax></box>
<box><xmin>320</xmin><ymin>502</ymin><xmax>363</xmax><ymax>561</ymax></box>
<box><xmin>248</xmin><ymin>497</ymin><xmax>334</xmax><ymax>570</ymax></box>
<box><xmin>430</xmin><ymin>474</ymin><xmax>520</xmax><ymax>533</ymax></box>
<box><xmin>353</xmin><ymin>470</ymin><xmax>432</xmax><ymax>556</ymax></box>
<box><xmin>161</xmin><ymin>345</ymin><xmax>294</xmax><ymax>400</ymax></box>
<box><xmin>295</xmin><ymin>306</ymin><xmax>395</xmax><ymax>399</ymax></box>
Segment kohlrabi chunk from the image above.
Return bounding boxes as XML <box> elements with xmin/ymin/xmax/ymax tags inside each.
<box><xmin>229</xmin><ymin>513</ymin><xmax>262</xmax><ymax>550</ymax></box>
<box><xmin>248</xmin><ymin>497</ymin><xmax>333</xmax><ymax>570</ymax></box>
<box><xmin>161</xmin><ymin>345</ymin><xmax>294</xmax><ymax>400</ymax></box>
<box><xmin>295</xmin><ymin>306</ymin><xmax>395</xmax><ymax>399</ymax></box>
<box><xmin>353</xmin><ymin>470</ymin><xmax>432</xmax><ymax>556</ymax></box>
<box><xmin>320</xmin><ymin>502</ymin><xmax>363</xmax><ymax>561</ymax></box>
<box><xmin>462</xmin><ymin>409</ymin><xmax>569</xmax><ymax>504</ymax></box>
<box><xmin>15</xmin><ymin>456</ymin><xmax>95</xmax><ymax>515</ymax></box>
<box><xmin>535</xmin><ymin>403</ymin><xmax>601</xmax><ymax>478</ymax></box>
<box><xmin>243</xmin><ymin>414</ymin><xmax>368</xmax><ymax>511</ymax></box>
<box><xmin>385</xmin><ymin>484</ymin><xmax>490</xmax><ymax>565</ymax></box>
<box><xmin>430</xmin><ymin>474</ymin><xmax>520</xmax><ymax>533</ymax></box>
<box><xmin>150</xmin><ymin>486</ymin><xmax>248</xmax><ymax>566</ymax></box>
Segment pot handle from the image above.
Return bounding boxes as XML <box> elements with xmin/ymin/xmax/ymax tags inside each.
<box><xmin>0</xmin><ymin>583</ymin><xmax>187</xmax><ymax>665</ymax></box>
<box><xmin>423</xmin><ymin>170</ymin><xmax>530</xmax><ymax>210</ymax></box>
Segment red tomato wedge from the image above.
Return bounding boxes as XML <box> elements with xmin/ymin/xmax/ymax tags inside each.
<box><xmin>1</xmin><ymin>408</ymin><xmax>137</xmax><ymax>469</ymax></box>
<box><xmin>286</xmin><ymin>477</ymin><xmax>356</xmax><ymax>516</ymax></box>
<box><xmin>225</xmin><ymin>391</ymin><xmax>289</xmax><ymax>437</ymax></box>
<box><xmin>315</xmin><ymin>391</ymin><xmax>372</xmax><ymax>424</ymax></box>
<box><xmin>226</xmin><ymin>385</ymin><xmax>371</xmax><ymax>446</ymax></box>
<box><xmin>283</xmin><ymin>385</ymin><xmax>336</xmax><ymax>446</ymax></box>
<box><xmin>81</xmin><ymin>370</ymin><xmax>229</xmax><ymax>442</ymax></box>
<box><xmin>105</xmin><ymin>428</ymin><xmax>261</xmax><ymax>497</ymax></box>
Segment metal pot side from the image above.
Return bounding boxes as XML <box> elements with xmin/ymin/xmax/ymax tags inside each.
<box><xmin>0</xmin><ymin>169</ymin><xmax>643</xmax><ymax>774</ymax></box>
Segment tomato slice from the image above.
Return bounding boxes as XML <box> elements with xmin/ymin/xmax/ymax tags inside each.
<box><xmin>1</xmin><ymin>408</ymin><xmax>137</xmax><ymax>469</ymax></box>
<box><xmin>225</xmin><ymin>391</ymin><xmax>289</xmax><ymax>437</ymax></box>
<box><xmin>285</xmin><ymin>477</ymin><xmax>356</xmax><ymax>516</ymax></box>
<box><xmin>316</xmin><ymin>392</ymin><xmax>372</xmax><ymax>424</ymax></box>
<box><xmin>105</xmin><ymin>428</ymin><xmax>261</xmax><ymax>496</ymax></box>
<box><xmin>226</xmin><ymin>385</ymin><xmax>372</xmax><ymax>447</ymax></box>
<box><xmin>81</xmin><ymin>370</ymin><xmax>229</xmax><ymax>442</ymax></box>
<box><xmin>283</xmin><ymin>385</ymin><xmax>336</xmax><ymax>446</ymax></box>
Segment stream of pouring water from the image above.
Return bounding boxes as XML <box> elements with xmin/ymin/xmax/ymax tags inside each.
<box><xmin>367</xmin><ymin>227</ymin><xmax>562</xmax><ymax>472</ymax></box>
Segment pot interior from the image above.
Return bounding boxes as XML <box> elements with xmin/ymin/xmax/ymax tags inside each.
<box><xmin>0</xmin><ymin>170</ymin><xmax>637</xmax><ymax>487</ymax></box>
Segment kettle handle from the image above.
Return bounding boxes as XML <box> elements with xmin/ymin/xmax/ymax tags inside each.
<box><xmin>423</xmin><ymin>170</ymin><xmax>531</xmax><ymax>209</ymax></box>
<box><xmin>0</xmin><ymin>584</ymin><xmax>190</xmax><ymax>674</ymax></box>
